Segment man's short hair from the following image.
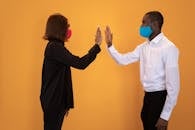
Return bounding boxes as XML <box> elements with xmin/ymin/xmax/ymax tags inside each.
<box><xmin>145</xmin><ymin>11</ymin><xmax>164</xmax><ymax>29</ymax></box>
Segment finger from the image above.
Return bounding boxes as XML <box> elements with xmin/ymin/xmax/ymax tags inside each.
<box><xmin>106</xmin><ymin>26</ymin><xmax>110</xmax><ymax>33</ymax></box>
<box><xmin>105</xmin><ymin>30</ymin><xmax>108</xmax><ymax>38</ymax></box>
<box><xmin>155</xmin><ymin>123</ymin><xmax>158</xmax><ymax>127</ymax></box>
<box><xmin>105</xmin><ymin>27</ymin><xmax>111</xmax><ymax>37</ymax></box>
<box><xmin>106</xmin><ymin>26</ymin><xmax>110</xmax><ymax>31</ymax></box>
<box><xmin>98</xmin><ymin>27</ymin><xmax>101</xmax><ymax>34</ymax></box>
<box><xmin>157</xmin><ymin>126</ymin><xmax>161</xmax><ymax>130</ymax></box>
<box><xmin>97</xmin><ymin>27</ymin><xmax>101</xmax><ymax>34</ymax></box>
<box><xmin>96</xmin><ymin>29</ymin><xmax>101</xmax><ymax>38</ymax></box>
<box><xmin>96</xmin><ymin>27</ymin><xmax>99</xmax><ymax>33</ymax></box>
<box><xmin>156</xmin><ymin>124</ymin><xmax>161</xmax><ymax>130</ymax></box>
<box><xmin>96</xmin><ymin>28</ymin><xmax>100</xmax><ymax>34</ymax></box>
<box><xmin>105</xmin><ymin>26</ymin><xmax>108</xmax><ymax>32</ymax></box>
<box><xmin>98</xmin><ymin>27</ymin><xmax>101</xmax><ymax>33</ymax></box>
<box><xmin>108</xmin><ymin>26</ymin><xmax>111</xmax><ymax>34</ymax></box>
<box><xmin>163</xmin><ymin>126</ymin><xmax>167</xmax><ymax>130</ymax></box>
<box><xmin>158</xmin><ymin>126</ymin><xmax>166</xmax><ymax>130</ymax></box>
<box><xmin>160</xmin><ymin>126</ymin><xmax>165</xmax><ymax>130</ymax></box>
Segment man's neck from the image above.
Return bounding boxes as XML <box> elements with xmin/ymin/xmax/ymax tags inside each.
<box><xmin>149</xmin><ymin>31</ymin><xmax>161</xmax><ymax>41</ymax></box>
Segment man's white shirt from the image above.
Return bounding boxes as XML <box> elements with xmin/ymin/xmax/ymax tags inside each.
<box><xmin>107</xmin><ymin>33</ymin><xmax>180</xmax><ymax>121</ymax></box>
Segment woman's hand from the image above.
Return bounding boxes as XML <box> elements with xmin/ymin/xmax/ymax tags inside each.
<box><xmin>95</xmin><ymin>27</ymin><xmax>102</xmax><ymax>46</ymax></box>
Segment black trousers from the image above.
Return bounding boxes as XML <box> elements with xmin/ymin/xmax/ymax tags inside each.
<box><xmin>141</xmin><ymin>90</ymin><xmax>167</xmax><ymax>130</ymax></box>
<box><xmin>44</xmin><ymin>109</ymin><xmax>67</xmax><ymax>130</ymax></box>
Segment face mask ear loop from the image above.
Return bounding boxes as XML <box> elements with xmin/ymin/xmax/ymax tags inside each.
<box><xmin>66</xmin><ymin>29</ymin><xmax>72</xmax><ymax>40</ymax></box>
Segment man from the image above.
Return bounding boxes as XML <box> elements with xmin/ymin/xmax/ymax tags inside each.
<box><xmin>40</xmin><ymin>14</ymin><xmax>102</xmax><ymax>130</ymax></box>
<box><xmin>105</xmin><ymin>11</ymin><xmax>180</xmax><ymax>130</ymax></box>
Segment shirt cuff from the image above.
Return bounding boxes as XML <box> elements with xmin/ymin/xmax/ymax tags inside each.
<box><xmin>89</xmin><ymin>44</ymin><xmax>101</xmax><ymax>54</ymax></box>
<box><xmin>107</xmin><ymin>45</ymin><xmax>115</xmax><ymax>51</ymax></box>
<box><xmin>160</xmin><ymin>110</ymin><xmax>172</xmax><ymax>121</ymax></box>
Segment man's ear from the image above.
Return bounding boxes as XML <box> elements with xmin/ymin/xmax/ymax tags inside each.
<box><xmin>152</xmin><ymin>21</ymin><xmax>159</xmax><ymax>30</ymax></box>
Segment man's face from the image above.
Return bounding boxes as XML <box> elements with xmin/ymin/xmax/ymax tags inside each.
<box><xmin>141</xmin><ymin>14</ymin><xmax>159</xmax><ymax>33</ymax></box>
<box><xmin>141</xmin><ymin>14</ymin><xmax>152</xmax><ymax>27</ymax></box>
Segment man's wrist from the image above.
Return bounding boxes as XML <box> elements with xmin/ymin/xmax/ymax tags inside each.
<box><xmin>107</xmin><ymin>42</ymin><xmax>112</xmax><ymax>47</ymax></box>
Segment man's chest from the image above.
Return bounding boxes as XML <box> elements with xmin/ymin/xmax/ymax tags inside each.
<box><xmin>140</xmin><ymin>45</ymin><xmax>165</xmax><ymax>68</ymax></box>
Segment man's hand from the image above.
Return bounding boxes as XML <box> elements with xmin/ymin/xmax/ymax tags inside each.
<box><xmin>155</xmin><ymin>118</ymin><xmax>168</xmax><ymax>130</ymax></box>
<box><xmin>105</xmin><ymin>26</ymin><xmax>113</xmax><ymax>47</ymax></box>
<box><xmin>95</xmin><ymin>27</ymin><xmax>102</xmax><ymax>46</ymax></box>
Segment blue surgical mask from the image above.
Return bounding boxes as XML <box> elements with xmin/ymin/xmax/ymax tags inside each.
<box><xmin>139</xmin><ymin>26</ymin><xmax>153</xmax><ymax>38</ymax></box>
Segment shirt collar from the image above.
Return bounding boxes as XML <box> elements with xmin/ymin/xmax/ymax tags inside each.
<box><xmin>147</xmin><ymin>32</ymin><xmax>164</xmax><ymax>44</ymax></box>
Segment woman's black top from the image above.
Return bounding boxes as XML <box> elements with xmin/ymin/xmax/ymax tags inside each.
<box><xmin>40</xmin><ymin>40</ymin><xmax>101</xmax><ymax>112</ymax></box>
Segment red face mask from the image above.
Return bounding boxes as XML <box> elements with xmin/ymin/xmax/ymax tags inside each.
<box><xmin>66</xmin><ymin>29</ymin><xmax>72</xmax><ymax>40</ymax></box>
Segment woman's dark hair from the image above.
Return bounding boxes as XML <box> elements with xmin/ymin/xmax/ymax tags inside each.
<box><xmin>145</xmin><ymin>11</ymin><xmax>164</xmax><ymax>29</ymax></box>
<box><xmin>43</xmin><ymin>13</ymin><xmax>69</xmax><ymax>42</ymax></box>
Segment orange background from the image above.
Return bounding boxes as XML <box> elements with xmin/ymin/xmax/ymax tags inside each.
<box><xmin>0</xmin><ymin>0</ymin><xmax>195</xmax><ymax>130</ymax></box>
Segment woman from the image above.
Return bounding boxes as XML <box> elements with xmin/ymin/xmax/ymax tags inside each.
<box><xmin>40</xmin><ymin>13</ymin><xmax>102</xmax><ymax>130</ymax></box>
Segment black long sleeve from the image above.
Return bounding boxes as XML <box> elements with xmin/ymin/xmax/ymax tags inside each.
<box><xmin>45</xmin><ymin>42</ymin><xmax>101</xmax><ymax>69</ymax></box>
<box><xmin>40</xmin><ymin>40</ymin><xmax>100</xmax><ymax>112</ymax></box>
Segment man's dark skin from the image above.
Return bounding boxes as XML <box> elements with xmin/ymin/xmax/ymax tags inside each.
<box><xmin>105</xmin><ymin>14</ymin><xmax>169</xmax><ymax>130</ymax></box>
<box><xmin>141</xmin><ymin>14</ymin><xmax>168</xmax><ymax>130</ymax></box>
